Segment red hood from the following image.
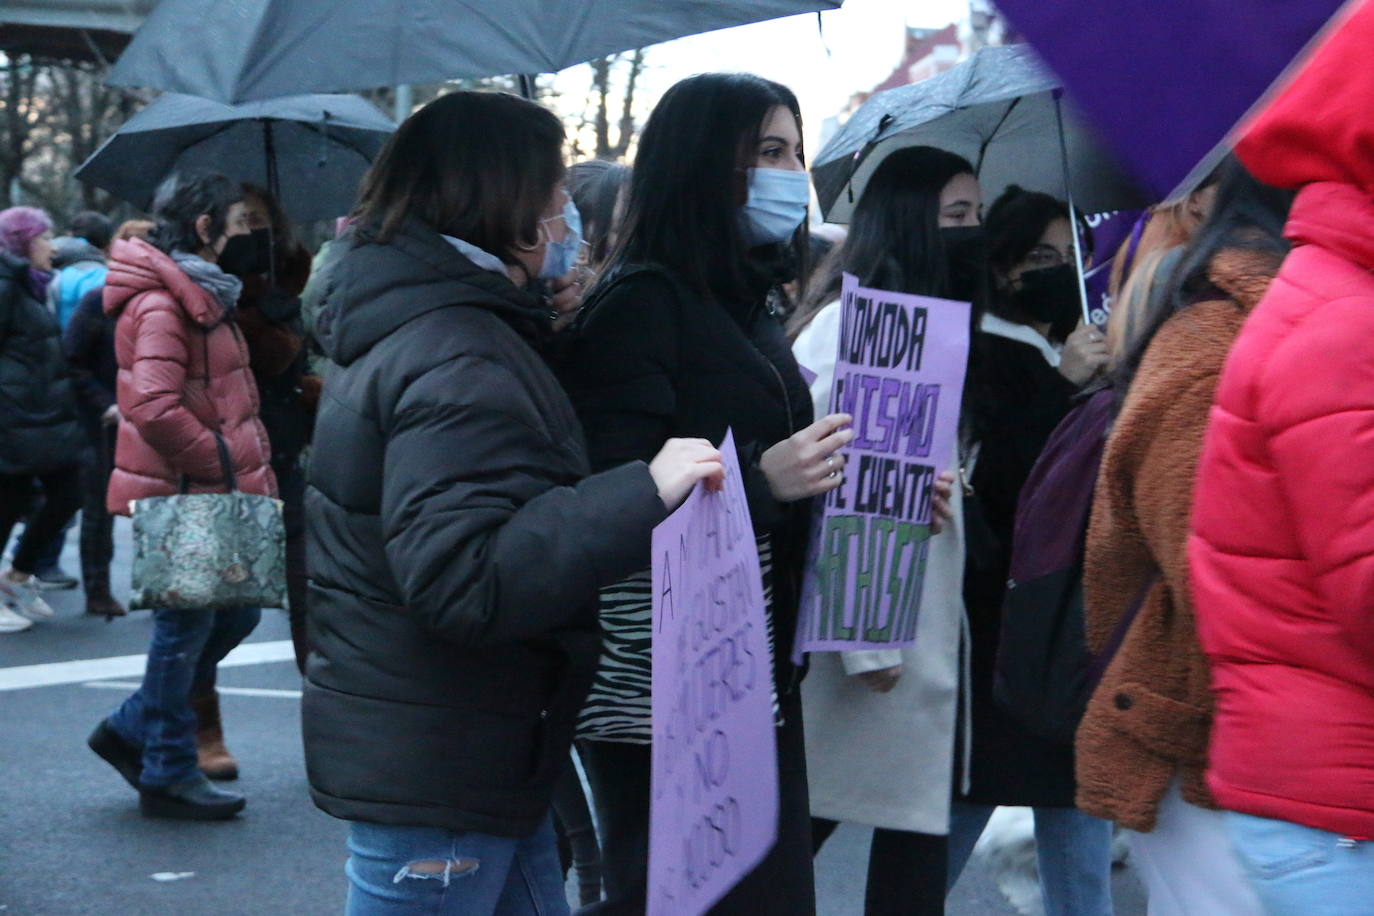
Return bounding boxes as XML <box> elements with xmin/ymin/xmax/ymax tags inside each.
<box><xmin>1237</xmin><ymin>1</ymin><xmax>1374</xmax><ymax>191</ymax></box>
<box><xmin>103</xmin><ymin>237</ymin><xmax>226</xmax><ymax>327</ymax></box>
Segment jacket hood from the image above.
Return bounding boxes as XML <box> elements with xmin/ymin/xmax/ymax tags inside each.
<box><xmin>103</xmin><ymin>237</ymin><xmax>226</xmax><ymax>327</ymax></box>
<box><xmin>1208</xmin><ymin>246</ymin><xmax>1284</xmax><ymax>311</ymax></box>
<box><xmin>318</xmin><ymin>218</ymin><xmax>548</xmax><ymax>367</ymax></box>
<box><xmin>51</xmin><ymin>237</ymin><xmax>105</xmax><ymax>270</ymax></box>
<box><xmin>1237</xmin><ymin>2</ymin><xmax>1374</xmax><ymax>191</ymax></box>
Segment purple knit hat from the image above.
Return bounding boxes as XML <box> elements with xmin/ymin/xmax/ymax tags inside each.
<box><xmin>0</xmin><ymin>206</ymin><xmax>53</xmax><ymax>261</ymax></box>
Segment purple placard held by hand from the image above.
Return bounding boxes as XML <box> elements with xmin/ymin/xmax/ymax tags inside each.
<box><xmin>795</xmin><ymin>274</ymin><xmax>970</xmax><ymax>659</ymax></box>
<box><xmin>648</xmin><ymin>429</ymin><xmax>778</xmax><ymax>916</ymax></box>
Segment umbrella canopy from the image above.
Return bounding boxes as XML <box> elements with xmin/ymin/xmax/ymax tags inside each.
<box><xmin>813</xmin><ymin>44</ymin><xmax>1149</xmax><ymax>224</ymax></box>
<box><xmin>106</xmin><ymin>0</ymin><xmax>842</xmax><ymax>104</ymax></box>
<box><xmin>75</xmin><ymin>92</ymin><xmax>395</xmax><ymax>222</ymax></box>
<box><xmin>992</xmin><ymin>0</ymin><xmax>1354</xmax><ymax>199</ymax></box>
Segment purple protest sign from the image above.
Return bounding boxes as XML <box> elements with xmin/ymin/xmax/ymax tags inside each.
<box><xmin>795</xmin><ymin>274</ymin><xmax>970</xmax><ymax>658</ymax></box>
<box><xmin>648</xmin><ymin>429</ymin><xmax>778</xmax><ymax>916</ymax></box>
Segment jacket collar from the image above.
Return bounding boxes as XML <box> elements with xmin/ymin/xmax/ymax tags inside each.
<box><xmin>979</xmin><ymin>312</ymin><xmax>1062</xmax><ymax>367</ymax></box>
<box><xmin>1207</xmin><ymin>247</ymin><xmax>1284</xmax><ymax>312</ymax></box>
<box><xmin>1286</xmin><ymin>182</ymin><xmax>1374</xmax><ymax>271</ymax></box>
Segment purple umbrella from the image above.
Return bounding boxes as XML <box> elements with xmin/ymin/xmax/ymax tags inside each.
<box><xmin>993</xmin><ymin>0</ymin><xmax>1355</xmax><ymax>198</ymax></box>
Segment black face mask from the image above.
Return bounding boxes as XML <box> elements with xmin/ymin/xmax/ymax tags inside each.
<box><xmin>939</xmin><ymin>225</ymin><xmax>988</xmax><ymax>303</ymax></box>
<box><xmin>1014</xmin><ymin>264</ymin><xmax>1081</xmax><ymax>333</ymax></box>
<box><xmin>216</xmin><ymin>227</ymin><xmax>272</xmax><ymax>277</ymax></box>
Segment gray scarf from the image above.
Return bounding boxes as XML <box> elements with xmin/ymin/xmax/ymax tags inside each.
<box><xmin>171</xmin><ymin>250</ymin><xmax>243</xmax><ymax>316</ymax></box>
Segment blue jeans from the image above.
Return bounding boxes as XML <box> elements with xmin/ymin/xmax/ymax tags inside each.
<box><xmin>1228</xmin><ymin>811</ymin><xmax>1374</xmax><ymax>915</ymax></box>
<box><xmin>345</xmin><ymin>818</ymin><xmax>569</xmax><ymax>916</ymax></box>
<box><xmin>948</xmin><ymin>803</ymin><xmax>1114</xmax><ymax>916</ymax></box>
<box><xmin>106</xmin><ymin>607</ymin><xmax>261</xmax><ymax>787</ymax></box>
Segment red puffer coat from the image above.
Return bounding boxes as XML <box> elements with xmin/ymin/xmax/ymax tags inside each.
<box><xmin>104</xmin><ymin>237</ymin><xmax>276</xmax><ymax>516</ymax></box>
<box><xmin>1190</xmin><ymin>3</ymin><xmax>1374</xmax><ymax>839</ymax></box>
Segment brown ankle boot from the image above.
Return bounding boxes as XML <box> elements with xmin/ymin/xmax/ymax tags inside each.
<box><xmin>191</xmin><ymin>690</ymin><xmax>239</xmax><ymax>780</ymax></box>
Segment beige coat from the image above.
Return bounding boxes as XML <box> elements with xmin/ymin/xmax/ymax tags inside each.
<box><xmin>794</xmin><ymin>301</ymin><xmax>968</xmax><ymax>834</ymax></box>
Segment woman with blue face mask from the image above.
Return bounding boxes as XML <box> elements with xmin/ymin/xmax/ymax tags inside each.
<box><xmin>558</xmin><ymin>72</ymin><xmax>851</xmax><ymax>914</ymax></box>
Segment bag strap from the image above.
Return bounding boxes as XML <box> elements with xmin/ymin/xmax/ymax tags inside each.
<box><xmin>178</xmin><ymin>431</ymin><xmax>238</xmax><ymax>494</ymax></box>
<box><xmin>177</xmin><ymin>324</ymin><xmax>238</xmax><ymax>494</ymax></box>
<box><xmin>1086</xmin><ymin>570</ymin><xmax>1159</xmax><ymax>688</ymax></box>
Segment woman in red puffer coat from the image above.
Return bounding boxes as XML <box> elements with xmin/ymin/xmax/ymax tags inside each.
<box><xmin>1189</xmin><ymin>5</ymin><xmax>1374</xmax><ymax>912</ymax></box>
<box><xmin>88</xmin><ymin>171</ymin><xmax>277</xmax><ymax>824</ymax></box>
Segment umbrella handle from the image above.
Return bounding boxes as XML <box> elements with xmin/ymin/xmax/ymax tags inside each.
<box><xmin>1053</xmin><ymin>91</ymin><xmax>1094</xmax><ymax>327</ymax></box>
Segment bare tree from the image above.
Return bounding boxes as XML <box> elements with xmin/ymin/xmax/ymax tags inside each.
<box><xmin>583</xmin><ymin>49</ymin><xmax>645</xmax><ymax>161</ymax></box>
<box><xmin>0</xmin><ymin>55</ymin><xmax>44</xmax><ymax>209</ymax></box>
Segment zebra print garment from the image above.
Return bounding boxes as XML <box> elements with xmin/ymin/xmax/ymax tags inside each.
<box><xmin>577</xmin><ymin>535</ymin><xmax>778</xmax><ymax>744</ymax></box>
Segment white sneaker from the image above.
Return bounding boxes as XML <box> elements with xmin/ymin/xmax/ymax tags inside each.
<box><xmin>0</xmin><ymin>603</ymin><xmax>34</xmax><ymax>633</ymax></box>
<box><xmin>1</xmin><ymin>572</ymin><xmax>55</xmax><ymax>620</ymax></box>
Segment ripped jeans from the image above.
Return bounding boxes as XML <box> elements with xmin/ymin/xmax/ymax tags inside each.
<box><xmin>346</xmin><ymin>816</ymin><xmax>569</xmax><ymax>916</ymax></box>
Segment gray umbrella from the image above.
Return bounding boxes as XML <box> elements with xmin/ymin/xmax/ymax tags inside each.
<box><xmin>74</xmin><ymin>92</ymin><xmax>395</xmax><ymax>222</ymax></box>
<box><xmin>813</xmin><ymin>44</ymin><xmax>1149</xmax><ymax>223</ymax></box>
<box><xmin>107</xmin><ymin>0</ymin><xmax>842</xmax><ymax>104</ymax></box>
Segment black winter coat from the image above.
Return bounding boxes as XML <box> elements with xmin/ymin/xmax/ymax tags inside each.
<box><xmin>303</xmin><ymin>221</ymin><xmax>666</xmax><ymax>837</ymax></box>
<box><xmin>62</xmin><ymin>285</ymin><xmax>118</xmax><ymax>425</ymax></box>
<box><xmin>558</xmin><ymin>264</ymin><xmax>815</xmax><ymax>689</ymax></box>
<box><xmin>961</xmin><ymin>327</ymin><xmax>1080</xmax><ymax>807</ymax></box>
<box><xmin>0</xmin><ymin>252</ymin><xmax>85</xmax><ymax>475</ymax></box>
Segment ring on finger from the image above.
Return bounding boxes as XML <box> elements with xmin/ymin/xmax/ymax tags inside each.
<box><xmin>826</xmin><ymin>455</ymin><xmax>836</xmax><ymax>471</ymax></box>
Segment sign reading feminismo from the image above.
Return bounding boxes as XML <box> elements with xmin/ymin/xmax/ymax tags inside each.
<box><xmin>796</xmin><ymin>273</ymin><xmax>970</xmax><ymax>657</ymax></box>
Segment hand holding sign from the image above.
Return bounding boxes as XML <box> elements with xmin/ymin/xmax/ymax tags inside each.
<box><xmin>760</xmin><ymin>413</ymin><xmax>855</xmax><ymax>502</ymax></box>
<box><xmin>651</xmin><ymin>438</ymin><xmax>726</xmax><ymax>510</ymax></box>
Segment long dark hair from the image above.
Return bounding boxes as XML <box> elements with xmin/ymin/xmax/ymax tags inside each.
<box><xmin>983</xmin><ymin>184</ymin><xmax>1094</xmax><ymax>333</ymax></box>
<box><xmin>789</xmin><ymin>146</ymin><xmax>974</xmax><ymax>337</ymax></box>
<box><xmin>352</xmin><ymin>90</ymin><xmax>565</xmax><ymax>258</ymax></box>
<box><xmin>606</xmin><ymin>72</ymin><xmax>806</xmax><ymax>307</ymax></box>
<box><xmin>1113</xmin><ymin>157</ymin><xmax>1294</xmax><ymax>400</ymax></box>
<box><xmin>148</xmin><ymin>171</ymin><xmax>243</xmax><ymax>256</ymax></box>
<box><xmin>568</xmin><ymin>159</ymin><xmax>631</xmax><ymax>269</ymax></box>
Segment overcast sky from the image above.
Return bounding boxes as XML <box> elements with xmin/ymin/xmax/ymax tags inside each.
<box><xmin>552</xmin><ymin>0</ymin><xmax>970</xmax><ymax>156</ymax></box>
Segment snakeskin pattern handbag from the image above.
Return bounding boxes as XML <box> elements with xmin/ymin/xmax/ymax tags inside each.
<box><xmin>129</xmin><ymin>433</ymin><xmax>287</xmax><ymax>611</ymax></box>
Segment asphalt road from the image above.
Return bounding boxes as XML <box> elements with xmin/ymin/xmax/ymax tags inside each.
<box><xmin>1</xmin><ymin>521</ymin><xmax>1146</xmax><ymax>915</ymax></box>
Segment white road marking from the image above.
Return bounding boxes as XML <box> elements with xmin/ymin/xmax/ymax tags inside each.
<box><xmin>0</xmin><ymin>639</ymin><xmax>296</xmax><ymax>692</ymax></box>
<box><xmin>82</xmin><ymin>680</ymin><xmax>302</xmax><ymax>699</ymax></box>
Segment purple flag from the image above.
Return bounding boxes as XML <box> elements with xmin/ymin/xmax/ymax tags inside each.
<box><xmin>994</xmin><ymin>0</ymin><xmax>1351</xmax><ymax>197</ymax></box>
<box><xmin>1083</xmin><ymin>208</ymin><xmax>1145</xmax><ymax>325</ymax></box>
<box><xmin>648</xmin><ymin>429</ymin><xmax>778</xmax><ymax>916</ymax></box>
<box><xmin>794</xmin><ymin>274</ymin><xmax>970</xmax><ymax>658</ymax></box>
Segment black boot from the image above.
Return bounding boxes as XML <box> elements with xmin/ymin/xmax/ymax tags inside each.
<box><xmin>88</xmin><ymin>720</ymin><xmax>141</xmax><ymax>790</ymax></box>
<box><xmin>140</xmin><ymin>773</ymin><xmax>246</xmax><ymax>820</ymax></box>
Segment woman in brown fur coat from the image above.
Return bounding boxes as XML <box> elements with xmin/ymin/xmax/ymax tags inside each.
<box><xmin>1079</xmin><ymin>161</ymin><xmax>1291</xmax><ymax>915</ymax></box>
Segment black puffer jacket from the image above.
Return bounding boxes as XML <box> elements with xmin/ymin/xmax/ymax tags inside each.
<box><xmin>303</xmin><ymin>220</ymin><xmax>666</xmax><ymax>837</ymax></box>
<box><xmin>558</xmin><ymin>263</ymin><xmax>815</xmax><ymax>689</ymax></box>
<box><xmin>0</xmin><ymin>251</ymin><xmax>85</xmax><ymax>475</ymax></box>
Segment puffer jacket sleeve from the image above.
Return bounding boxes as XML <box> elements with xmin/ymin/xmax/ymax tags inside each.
<box><xmin>0</xmin><ymin>274</ymin><xmax>17</xmax><ymax>345</ymax></box>
<box><xmin>1260</xmin><ymin>296</ymin><xmax>1374</xmax><ymax>648</ymax></box>
<box><xmin>125</xmin><ymin>301</ymin><xmax>224</xmax><ymax>482</ymax></box>
<box><xmin>381</xmin><ymin>355</ymin><xmax>667</xmax><ymax>647</ymax></box>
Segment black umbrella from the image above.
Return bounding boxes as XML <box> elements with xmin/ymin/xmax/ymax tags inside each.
<box><xmin>812</xmin><ymin>44</ymin><xmax>1149</xmax><ymax>321</ymax></box>
<box><xmin>74</xmin><ymin>92</ymin><xmax>395</xmax><ymax>222</ymax></box>
<box><xmin>107</xmin><ymin>0</ymin><xmax>842</xmax><ymax>104</ymax></box>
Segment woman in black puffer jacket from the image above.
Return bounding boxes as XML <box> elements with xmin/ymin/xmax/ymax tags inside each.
<box><xmin>0</xmin><ymin>206</ymin><xmax>85</xmax><ymax>631</ymax></box>
<box><xmin>304</xmin><ymin>91</ymin><xmax>723</xmax><ymax>916</ymax></box>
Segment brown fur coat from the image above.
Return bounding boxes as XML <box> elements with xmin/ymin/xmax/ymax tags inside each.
<box><xmin>1076</xmin><ymin>248</ymin><xmax>1280</xmax><ymax>832</ymax></box>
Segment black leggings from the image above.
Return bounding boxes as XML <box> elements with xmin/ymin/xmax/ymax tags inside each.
<box><xmin>812</xmin><ymin>817</ymin><xmax>948</xmax><ymax>916</ymax></box>
<box><xmin>0</xmin><ymin>467</ymin><xmax>82</xmax><ymax>574</ymax></box>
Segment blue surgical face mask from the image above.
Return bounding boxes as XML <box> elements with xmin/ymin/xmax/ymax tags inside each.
<box><xmin>739</xmin><ymin>167</ymin><xmax>811</xmax><ymax>246</ymax></box>
<box><xmin>539</xmin><ymin>196</ymin><xmax>584</xmax><ymax>280</ymax></box>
